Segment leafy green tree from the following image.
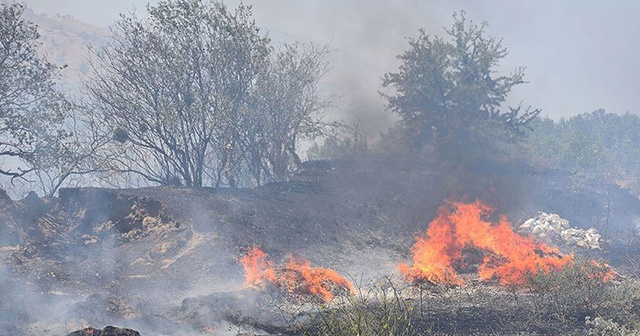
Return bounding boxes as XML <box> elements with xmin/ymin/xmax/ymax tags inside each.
<box><xmin>525</xmin><ymin>110</ymin><xmax>640</xmax><ymax>193</ymax></box>
<box><xmin>0</xmin><ymin>3</ymin><xmax>71</xmax><ymax>183</ymax></box>
<box><xmin>382</xmin><ymin>11</ymin><xmax>539</xmax><ymax>162</ymax></box>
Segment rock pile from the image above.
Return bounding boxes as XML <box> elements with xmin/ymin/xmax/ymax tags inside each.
<box><xmin>518</xmin><ymin>212</ymin><xmax>602</xmax><ymax>250</ymax></box>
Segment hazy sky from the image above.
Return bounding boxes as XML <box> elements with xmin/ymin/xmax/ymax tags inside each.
<box><xmin>20</xmin><ymin>0</ymin><xmax>640</xmax><ymax>135</ymax></box>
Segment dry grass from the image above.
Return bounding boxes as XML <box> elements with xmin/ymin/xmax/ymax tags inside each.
<box><xmin>281</xmin><ymin>260</ymin><xmax>640</xmax><ymax>336</ymax></box>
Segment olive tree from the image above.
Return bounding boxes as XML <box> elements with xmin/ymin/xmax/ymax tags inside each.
<box><xmin>0</xmin><ymin>3</ymin><xmax>71</xmax><ymax>183</ymax></box>
<box><xmin>382</xmin><ymin>11</ymin><xmax>539</xmax><ymax>162</ymax></box>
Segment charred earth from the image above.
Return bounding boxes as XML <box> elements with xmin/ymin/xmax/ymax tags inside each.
<box><xmin>1</xmin><ymin>159</ymin><xmax>640</xmax><ymax>335</ymax></box>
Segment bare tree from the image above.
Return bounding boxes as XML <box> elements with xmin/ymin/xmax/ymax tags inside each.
<box><xmin>85</xmin><ymin>0</ymin><xmax>337</xmax><ymax>189</ymax></box>
<box><xmin>28</xmin><ymin>107</ymin><xmax>116</xmax><ymax>197</ymax></box>
<box><xmin>307</xmin><ymin>122</ymin><xmax>368</xmax><ymax>161</ymax></box>
<box><xmin>85</xmin><ymin>0</ymin><xmax>270</xmax><ymax>187</ymax></box>
<box><xmin>248</xmin><ymin>43</ymin><xmax>337</xmax><ymax>184</ymax></box>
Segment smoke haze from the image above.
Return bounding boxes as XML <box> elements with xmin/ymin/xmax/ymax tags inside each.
<box><xmin>18</xmin><ymin>0</ymin><xmax>640</xmax><ymax>137</ymax></box>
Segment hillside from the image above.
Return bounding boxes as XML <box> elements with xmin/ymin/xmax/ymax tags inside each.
<box><xmin>15</xmin><ymin>3</ymin><xmax>111</xmax><ymax>88</ymax></box>
<box><xmin>4</xmin><ymin>3</ymin><xmax>640</xmax><ymax>335</ymax></box>
<box><xmin>1</xmin><ymin>159</ymin><xmax>639</xmax><ymax>335</ymax></box>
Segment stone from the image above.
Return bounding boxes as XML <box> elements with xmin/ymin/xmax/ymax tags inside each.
<box><xmin>518</xmin><ymin>211</ymin><xmax>602</xmax><ymax>250</ymax></box>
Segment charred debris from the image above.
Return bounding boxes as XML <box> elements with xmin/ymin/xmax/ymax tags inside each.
<box><xmin>2</xmin><ymin>160</ymin><xmax>640</xmax><ymax>335</ymax></box>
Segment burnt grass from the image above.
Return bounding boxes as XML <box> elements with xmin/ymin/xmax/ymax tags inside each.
<box><xmin>2</xmin><ymin>158</ymin><xmax>640</xmax><ymax>335</ymax></box>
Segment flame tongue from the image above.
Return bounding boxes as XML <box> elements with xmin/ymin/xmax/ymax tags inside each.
<box><xmin>399</xmin><ymin>200</ymin><xmax>573</xmax><ymax>286</ymax></box>
<box><xmin>241</xmin><ymin>245</ymin><xmax>278</xmax><ymax>287</ymax></box>
<box><xmin>240</xmin><ymin>246</ymin><xmax>355</xmax><ymax>301</ymax></box>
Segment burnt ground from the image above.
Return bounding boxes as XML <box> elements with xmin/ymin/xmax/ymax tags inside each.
<box><xmin>1</xmin><ymin>158</ymin><xmax>640</xmax><ymax>335</ymax></box>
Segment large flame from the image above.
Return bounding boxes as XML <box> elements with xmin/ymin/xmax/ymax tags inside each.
<box><xmin>240</xmin><ymin>246</ymin><xmax>355</xmax><ymax>301</ymax></box>
<box><xmin>399</xmin><ymin>200</ymin><xmax>574</xmax><ymax>286</ymax></box>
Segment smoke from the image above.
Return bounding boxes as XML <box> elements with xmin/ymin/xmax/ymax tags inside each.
<box><xmin>0</xmin><ymin>178</ymin><xmax>341</xmax><ymax>334</ymax></box>
<box><xmin>217</xmin><ymin>0</ymin><xmax>640</xmax><ymax>133</ymax></box>
<box><xmin>224</xmin><ymin>0</ymin><xmax>450</xmax><ymax>139</ymax></box>
<box><xmin>5</xmin><ymin>1</ymin><xmax>640</xmax><ymax>334</ymax></box>
<box><xmin>0</xmin><ymin>255</ymin><xmax>83</xmax><ymax>334</ymax></box>
<box><xmin>19</xmin><ymin>0</ymin><xmax>640</xmax><ymax>138</ymax></box>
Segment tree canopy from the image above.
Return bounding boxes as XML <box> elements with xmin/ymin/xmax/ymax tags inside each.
<box><xmin>382</xmin><ymin>11</ymin><xmax>539</xmax><ymax>161</ymax></box>
<box><xmin>0</xmin><ymin>3</ymin><xmax>72</xmax><ymax>185</ymax></box>
<box><xmin>85</xmin><ymin>0</ymin><xmax>334</xmax><ymax>188</ymax></box>
<box><xmin>526</xmin><ymin>110</ymin><xmax>640</xmax><ymax>187</ymax></box>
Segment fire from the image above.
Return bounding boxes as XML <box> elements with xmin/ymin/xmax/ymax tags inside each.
<box><xmin>241</xmin><ymin>245</ymin><xmax>277</xmax><ymax>287</ymax></box>
<box><xmin>589</xmin><ymin>260</ymin><xmax>618</xmax><ymax>282</ymax></box>
<box><xmin>399</xmin><ymin>200</ymin><xmax>574</xmax><ymax>286</ymax></box>
<box><xmin>240</xmin><ymin>246</ymin><xmax>355</xmax><ymax>301</ymax></box>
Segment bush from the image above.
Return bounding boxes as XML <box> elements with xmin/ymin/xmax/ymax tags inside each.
<box><xmin>523</xmin><ymin>258</ymin><xmax>640</xmax><ymax>333</ymax></box>
<box><xmin>585</xmin><ymin>316</ymin><xmax>640</xmax><ymax>336</ymax></box>
<box><xmin>281</xmin><ymin>262</ymin><xmax>640</xmax><ymax>335</ymax></box>
<box><xmin>302</xmin><ymin>277</ymin><xmax>419</xmax><ymax>336</ymax></box>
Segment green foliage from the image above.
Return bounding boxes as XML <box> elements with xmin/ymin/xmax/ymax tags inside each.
<box><xmin>285</xmin><ymin>267</ymin><xmax>640</xmax><ymax>335</ymax></box>
<box><xmin>231</xmin><ymin>260</ymin><xmax>640</xmax><ymax>336</ymax></box>
<box><xmin>524</xmin><ymin>259</ymin><xmax>613</xmax><ymax>322</ymax></box>
<box><xmin>0</xmin><ymin>3</ymin><xmax>72</xmax><ymax>182</ymax></box>
<box><xmin>303</xmin><ymin>277</ymin><xmax>418</xmax><ymax>336</ymax></box>
<box><xmin>525</xmin><ymin>109</ymin><xmax>640</xmax><ymax>193</ymax></box>
<box><xmin>585</xmin><ymin>316</ymin><xmax>640</xmax><ymax>336</ymax></box>
<box><xmin>521</xmin><ymin>258</ymin><xmax>640</xmax><ymax>333</ymax></box>
<box><xmin>381</xmin><ymin>11</ymin><xmax>539</xmax><ymax>162</ymax></box>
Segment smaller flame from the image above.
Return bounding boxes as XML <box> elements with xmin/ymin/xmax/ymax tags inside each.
<box><xmin>241</xmin><ymin>245</ymin><xmax>277</xmax><ymax>287</ymax></box>
<box><xmin>589</xmin><ymin>260</ymin><xmax>618</xmax><ymax>282</ymax></box>
<box><xmin>240</xmin><ymin>246</ymin><xmax>355</xmax><ymax>301</ymax></box>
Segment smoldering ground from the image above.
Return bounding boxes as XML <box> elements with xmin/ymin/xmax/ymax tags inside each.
<box><xmin>0</xmin><ymin>188</ymin><xmax>275</xmax><ymax>335</ymax></box>
<box><xmin>2</xmin><ymin>158</ymin><xmax>640</xmax><ymax>335</ymax></box>
<box><xmin>4</xmin><ymin>1</ymin><xmax>640</xmax><ymax>335</ymax></box>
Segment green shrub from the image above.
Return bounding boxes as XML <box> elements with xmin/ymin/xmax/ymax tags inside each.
<box><xmin>585</xmin><ymin>316</ymin><xmax>640</xmax><ymax>336</ymax></box>
<box><xmin>523</xmin><ymin>258</ymin><xmax>640</xmax><ymax>333</ymax></box>
<box><xmin>303</xmin><ymin>277</ymin><xmax>419</xmax><ymax>336</ymax></box>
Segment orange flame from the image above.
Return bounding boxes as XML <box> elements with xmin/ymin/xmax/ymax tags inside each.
<box><xmin>589</xmin><ymin>260</ymin><xmax>618</xmax><ymax>282</ymax></box>
<box><xmin>240</xmin><ymin>245</ymin><xmax>277</xmax><ymax>287</ymax></box>
<box><xmin>399</xmin><ymin>200</ymin><xmax>574</xmax><ymax>286</ymax></box>
<box><xmin>240</xmin><ymin>246</ymin><xmax>355</xmax><ymax>301</ymax></box>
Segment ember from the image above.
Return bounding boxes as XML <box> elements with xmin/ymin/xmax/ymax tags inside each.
<box><xmin>240</xmin><ymin>246</ymin><xmax>355</xmax><ymax>301</ymax></box>
<box><xmin>399</xmin><ymin>200</ymin><xmax>574</xmax><ymax>286</ymax></box>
